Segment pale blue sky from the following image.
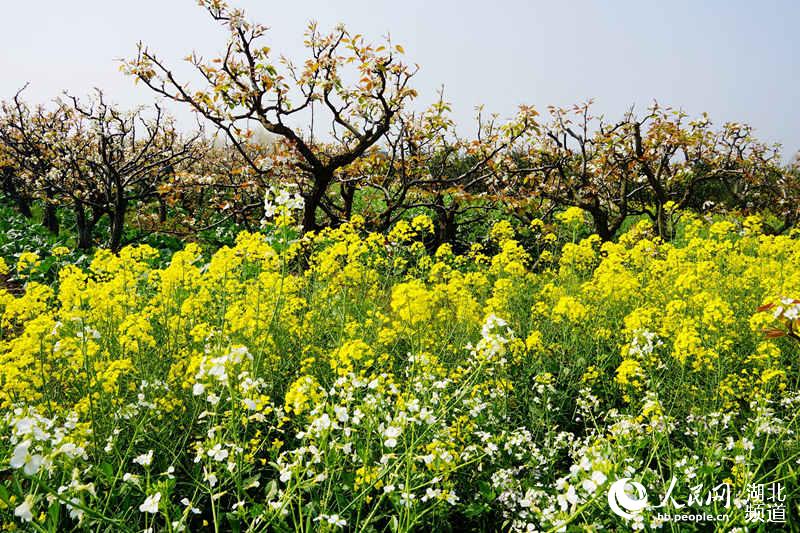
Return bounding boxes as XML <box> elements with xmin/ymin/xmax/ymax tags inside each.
<box><xmin>2</xmin><ymin>1</ymin><xmax>798</xmax><ymax>154</ymax></box>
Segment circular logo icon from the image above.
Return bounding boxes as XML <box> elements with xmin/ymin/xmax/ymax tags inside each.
<box><xmin>607</xmin><ymin>478</ymin><xmax>649</xmax><ymax>519</ymax></box>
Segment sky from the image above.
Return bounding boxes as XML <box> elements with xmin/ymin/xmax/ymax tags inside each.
<box><xmin>2</xmin><ymin>1</ymin><xmax>798</xmax><ymax>155</ymax></box>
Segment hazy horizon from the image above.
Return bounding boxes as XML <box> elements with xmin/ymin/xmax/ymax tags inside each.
<box><xmin>2</xmin><ymin>1</ymin><xmax>798</xmax><ymax>155</ymax></box>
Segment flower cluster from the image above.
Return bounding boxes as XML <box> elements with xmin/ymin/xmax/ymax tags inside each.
<box><xmin>1</xmin><ymin>213</ymin><xmax>798</xmax><ymax>531</ymax></box>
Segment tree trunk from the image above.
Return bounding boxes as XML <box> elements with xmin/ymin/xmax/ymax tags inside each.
<box><xmin>2</xmin><ymin>170</ymin><xmax>33</xmax><ymax>218</ymax></box>
<box><xmin>17</xmin><ymin>196</ymin><xmax>33</xmax><ymax>218</ymax></box>
<box><xmin>158</xmin><ymin>196</ymin><xmax>168</xmax><ymax>223</ymax></box>
<box><xmin>655</xmin><ymin>202</ymin><xmax>671</xmax><ymax>240</ymax></box>
<box><xmin>91</xmin><ymin>204</ymin><xmax>105</xmax><ymax>226</ymax></box>
<box><xmin>769</xmin><ymin>214</ymin><xmax>796</xmax><ymax>235</ymax></box>
<box><xmin>433</xmin><ymin>197</ymin><xmax>458</xmax><ymax>249</ymax></box>
<box><xmin>43</xmin><ymin>186</ymin><xmax>59</xmax><ymax>234</ymax></box>
<box><xmin>341</xmin><ymin>183</ymin><xmax>355</xmax><ymax>223</ymax></box>
<box><xmin>302</xmin><ymin>171</ymin><xmax>332</xmax><ymax>233</ymax></box>
<box><xmin>588</xmin><ymin>208</ymin><xmax>613</xmax><ymax>241</ymax></box>
<box><xmin>109</xmin><ymin>196</ymin><xmax>127</xmax><ymax>252</ymax></box>
<box><xmin>74</xmin><ymin>199</ymin><xmax>94</xmax><ymax>250</ymax></box>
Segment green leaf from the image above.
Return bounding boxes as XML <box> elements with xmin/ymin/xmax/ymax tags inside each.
<box><xmin>47</xmin><ymin>501</ymin><xmax>61</xmax><ymax>528</ymax></box>
<box><xmin>98</xmin><ymin>462</ymin><xmax>114</xmax><ymax>479</ymax></box>
<box><xmin>225</xmin><ymin>513</ymin><xmax>241</xmax><ymax>533</ymax></box>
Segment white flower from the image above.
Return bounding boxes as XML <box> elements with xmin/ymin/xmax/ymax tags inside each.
<box><xmin>207</xmin><ymin>358</ymin><xmax>228</xmax><ymax>382</ymax></box>
<box><xmin>13</xmin><ymin>417</ymin><xmax>36</xmax><ymax>436</ymax></box>
<box><xmin>133</xmin><ymin>450</ymin><xmax>153</xmax><ymax>467</ymax></box>
<box><xmin>286</xmin><ymin>194</ymin><xmax>305</xmax><ymax>211</ymax></box>
<box><xmin>10</xmin><ymin>440</ymin><xmax>43</xmax><ymax>476</ymax></box>
<box><xmin>334</xmin><ymin>406</ymin><xmax>349</xmax><ymax>423</ymax></box>
<box><xmin>481</xmin><ymin>314</ymin><xmax>508</xmax><ymax>337</ymax></box>
<box><xmin>567</xmin><ymin>485</ymin><xmax>579</xmax><ymax>504</ymax></box>
<box><xmin>422</xmin><ymin>487</ymin><xmax>442</xmax><ymax>502</ymax></box>
<box><xmin>275</xmin><ymin>190</ymin><xmax>291</xmax><ymax>206</ymax></box>
<box><xmin>139</xmin><ymin>492</ymin><xmax>161</xmax><ymax>514</ymax></box>
<box><xmin>383</xmin><ymin>425</ymin><xmax>402</xmax><ymax>448</ymax></box>
<box><xmin>785</xmin><ymin>304</ymin><xmax>800</xmax><ymax>320</ymax></box>
<box><xmin>557</xmin><ymin>483</ymin><xmax>579</xmax><ymax>510</ymax></box>
<box><xmin>399</xmin><ymin>491</ymin><xmax>416</xmax><ymax>507</ymax></box>
<box><xmin>310</xmin><ymin>413</ymin><xmax>332</xmax><ymax>434</ymax></box>
<box><xmin>315</xmin><ymin>514</ymin><xmax>346</xmax><ymax>527</ymax></box>
<box><xmin>419</xmin><ymin>408</ymin><xmax>436</xmax><ymax>425</ymax></box>
<box><xmin>262</xmin><ymin>187</ymin><xmax>304</xmax><ymax>222</ymax></box>
<box><xmin>67</xmin><ymin>497</ymin><xmax>84</xmax><ymax>522</ymax></box>
<box><xmin>181</xmin><ymin>497</ymin><xmax>201</xmax><ymax>514</ymax></box>
<box><xmin>192</xmin><ymin>383</ymin><xmax>205</xmax><ymax>396</ymax></box>
<box><xmin>228</xmin><ymin>345</ymin><xmax>250</xmax><ymax>361</ymax></box>
<box><xmin>207</xmin><ymin>443</ymin><xmax>229</xmax><ymax>462</ymax></box>
<box><xmin>14</xmin><ymin>495</ymin><xmax>35</xmax><ymax>522</ymax></box>
<box><xmin>581</xmin><ymin>478</ymin><xmax>597</xmax><ymax>494</ymax></box>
